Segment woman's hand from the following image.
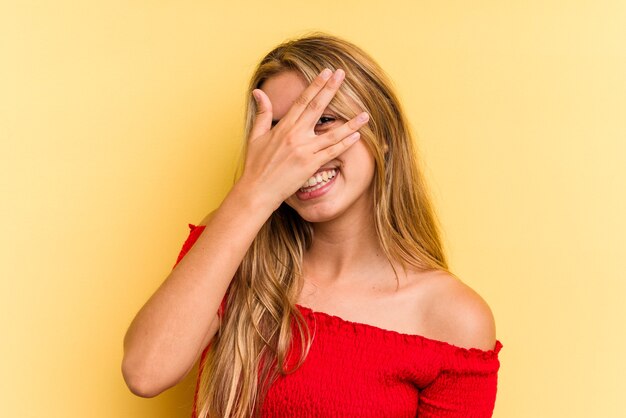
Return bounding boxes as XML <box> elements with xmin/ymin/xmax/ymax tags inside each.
<box><xmin>237</xmin><ymin>68</ymin><xmax>370</xmax><ymax>210</ymax></box>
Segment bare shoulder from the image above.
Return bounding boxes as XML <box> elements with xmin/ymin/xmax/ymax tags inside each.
<box><xmin>417</xmin><ymin>270</ymin><xmax>497</xmax><ymax>351</ymax></box>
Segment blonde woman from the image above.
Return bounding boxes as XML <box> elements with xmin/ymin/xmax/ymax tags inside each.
<box><xmin>122</xmin><ymin>32</ymin><xmax>503</xmax><ymax>418</ymax></box>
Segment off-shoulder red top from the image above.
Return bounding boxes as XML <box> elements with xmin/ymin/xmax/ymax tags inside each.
<box><xmin>173</xmin><ymin>223</ymin><xmax>503</xmax><ymax>417</ymax></box>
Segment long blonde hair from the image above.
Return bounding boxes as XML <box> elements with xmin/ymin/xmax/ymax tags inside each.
<box><xmin>195</xmin><ymin>31</ymin><xmax>451</xmax><ymax>418</ymax></box>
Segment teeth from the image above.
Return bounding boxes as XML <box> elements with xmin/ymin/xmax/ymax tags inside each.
<box><xmin>300</xmin><ymin>169</ymin><xmax>337</xmax><ymax>191</ymax></box>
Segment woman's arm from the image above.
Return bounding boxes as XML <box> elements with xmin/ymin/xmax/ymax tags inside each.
<box><xmin>121</xmin><ymin>182</ymin><xmax>275</xmax><ymax>398</ymax></box>
<box><xmin>417</xmin><ymin>365</ymin><xmax>500</xmax><ymax>417</ymax></box>
<box><xmin>417</xmin><ymin>273</ymin><xmax>502</xmax><ymax>417</ymax></box>
<box><xmin>122</xmin><ymin>67</ymin><xmax>368</xmax><ymax>398</ymax></box>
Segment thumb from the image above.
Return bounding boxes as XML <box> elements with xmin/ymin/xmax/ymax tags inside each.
<box><xmin>248</xmin><ymin>89</ymin><xmax>272</xmax><ymax>142</ymax></box>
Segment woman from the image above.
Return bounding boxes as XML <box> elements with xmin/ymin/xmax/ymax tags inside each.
<box><xmin>122</xmin><ymin>32</ymin><xmax>503</xmax><ymax>418</ymax></box>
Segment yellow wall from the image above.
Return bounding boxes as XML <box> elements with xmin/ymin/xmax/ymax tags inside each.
<box><xmin>2</xmin><ymin>1</ymin><xmax>624</xmax><ymax>417</ymax></box>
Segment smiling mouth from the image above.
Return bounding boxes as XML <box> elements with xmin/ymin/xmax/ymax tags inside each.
<box><xmin>299</xmin><ymin>168</ymin><xmax>338</xmax><ymax>193</ymax></box>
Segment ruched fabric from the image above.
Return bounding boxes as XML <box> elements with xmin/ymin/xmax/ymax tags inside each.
<box><xmin>173</xmin><ymin>224</ymin><xmax>503</xmax><ymax>418</ymax></box>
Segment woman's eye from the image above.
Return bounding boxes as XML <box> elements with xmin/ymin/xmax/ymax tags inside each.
<box><xmin>316</xmin><ymin>116</ymin><xmax>335</xmax><ymax>126</ymax></box>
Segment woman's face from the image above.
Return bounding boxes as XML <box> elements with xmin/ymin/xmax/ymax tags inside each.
<box><xmin>260</xmin><ymin>70</ymin><xmax>376</xmax><ymax>223</ymax></box>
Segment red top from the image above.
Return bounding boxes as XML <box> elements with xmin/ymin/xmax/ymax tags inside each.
<box><xmin>174</xmin><ymin>223</ymin><xmax>503</xmax><ymax>417</ymax></box>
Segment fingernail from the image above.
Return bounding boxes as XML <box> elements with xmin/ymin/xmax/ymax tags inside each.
<box><xmin>320</xmin><ymin>68</ymin><xmax>332</xmax><ymax>80</ymax></box>
<box><xmin>252</xmin><ymin>90</ymin><xmax>260</xmax><ymax>102</ymax></box>
<box><xmin>332</xmin><ymin>69</ymin><xmax>344</xmax><ymax>80</ymax></box>
<box><xmin>357</xmin><ymin>112</ymin><xmax>369</xmax><ymax>122</ymax></box>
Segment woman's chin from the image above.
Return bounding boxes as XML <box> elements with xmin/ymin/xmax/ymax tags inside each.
<box><xmin>298</xmin><ymin>212</ymin><xmax>338</xmax><ymax>223</ymax></box>
<box><xmin>285</xmin><ymin>201</ymin><xmax>341</xmax><ymax>223</ymax></box>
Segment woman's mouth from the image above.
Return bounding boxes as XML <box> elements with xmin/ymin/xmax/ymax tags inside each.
<box><xmin>296</xmin><ymin>168</ymin><xmax>339</xmax><ymax>200</ymax></box>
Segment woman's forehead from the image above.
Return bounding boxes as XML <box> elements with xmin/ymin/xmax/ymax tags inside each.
<box><xmin>260</xmin><ymin>69</ymin><xmax>361</xmax><ymax>121</ymax></box>
<box><xmin>261</xmin><ymin>71</ymin><xmax>310</xmax><ymax>121</ymax></box>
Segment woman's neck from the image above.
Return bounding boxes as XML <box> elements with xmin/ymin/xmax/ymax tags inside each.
<box><xmin>303</xmin><ymin>211</ymin><xmax>393</xmax><ymax>287</ymax></box>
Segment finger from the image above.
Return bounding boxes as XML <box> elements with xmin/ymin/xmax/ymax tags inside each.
<box><xmin>278</xmin><ymin>68</ymin><xmax>333</xmax><ymax>127</ymax></box>
<box><xmin>314</xmin><ymin>130</ymin><xmax>362</xmax><ymax>165</ymax></box>
<box><xmin>296</xmin><ymin>69</ymin><xmax>346</xmax><ymax>128</ymax></box>
<box><xmin>311</xmin><ymin>111</ymin><xmax>369</xmax><ymax>152</ymax></box>
<box><xmin>248</xmin><ymin>89</ymin><xmax>273</xmax><ymax>142</ymax></box>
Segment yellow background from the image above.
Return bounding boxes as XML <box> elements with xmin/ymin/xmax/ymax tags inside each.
<box><xmin>2</xmin><ymin>1</ymin><xmax>624</xmax><ymax>417</ymax></box>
